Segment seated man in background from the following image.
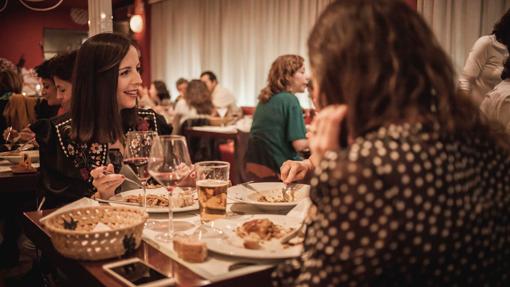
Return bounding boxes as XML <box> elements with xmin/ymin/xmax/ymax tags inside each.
<box><xmin>174</xmin><ymin>77</ymin><xmax>188</xmax><ymax>106</ymax></box>
<box><xmin>200</xmin><ymin>70</ymin><xmax>242</xmax><ymax>119</ymax></box>
<box><xmin>480</xmin><ymin>57</ymin><xmax>510</xmax><ymax>135</ymax></box>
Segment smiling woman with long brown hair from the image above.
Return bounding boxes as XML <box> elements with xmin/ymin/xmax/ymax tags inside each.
<box><xmin>37</xmin><ymin>33</ymin><xmax>171</xmax><ymax>208</ymax></box>
<box><xmin>273</xmin><ymin>0</ymin><xmax>510</xmax><ymax>286</ymax></box>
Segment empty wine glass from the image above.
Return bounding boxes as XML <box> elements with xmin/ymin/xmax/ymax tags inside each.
<box><xmin>217</xmin><ymin>107</ymin><xmax>228</xmax><ymax>126</ymax></box>
<box><xmin>148</xmin><ymin>135</ymin><xmax>193</xmax><ymax>242</ymax></box>
<box><xmin>123</xmin><ymin>131</ymin><xmax>157</xmax><ymax>213</ymax></box>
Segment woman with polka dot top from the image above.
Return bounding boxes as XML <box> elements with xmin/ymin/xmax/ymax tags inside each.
<box><xmin>273</xmin><ymin>0</ymin><xmax>510</xmax><ymax>286</ymax></box>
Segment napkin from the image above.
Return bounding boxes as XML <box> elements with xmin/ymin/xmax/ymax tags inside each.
<box><xmin>39</xmin><ymin>197</ymin><xmax>100</xmax><ymax>223</ymax></box>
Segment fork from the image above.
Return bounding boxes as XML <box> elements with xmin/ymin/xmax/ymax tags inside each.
<box><xmin>280</xmin><ymin>220</ymin><xmax>305</xmax><ymax>244</ymax></box>
<box><xmin>282</xmin><ymin>183</ymin><xmax>296</xmax><ymax>201</ymax></box>
<box><xmin>104</xmin><ymin>170</ymin><xmax>143</xmax><ymax>188</ymax></box>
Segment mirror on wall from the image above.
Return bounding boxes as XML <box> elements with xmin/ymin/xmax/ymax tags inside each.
<box><xmin>43</xmin><ymin>28</ymin><xmax>88</xmax><ymax>59</ymax></box>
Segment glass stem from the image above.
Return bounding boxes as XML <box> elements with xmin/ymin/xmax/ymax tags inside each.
<box><xmin>142</xmin><ymin>181</ymin><xmax>147</xmax><ymax>213</ymax></box>
<box><xmin>168</xmin><ymin>191</ymin><xmax>173</xmax><ymax>239</ymax></box>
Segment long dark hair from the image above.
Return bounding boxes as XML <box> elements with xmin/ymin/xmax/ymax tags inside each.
<box><xmin>153</xmin><ymin>80</ymin><xmax>170</xmax><ymax>101</ymax></box>
<box><xmin>308</xmin><ymin>0</ymin><xmax>504</xmax><ymax>147</ymax></box>
<box><xmin>493</xmin><ymin>8</ymin><xmax>510</xmax><ymax>48</ymax></box>
<box><xmin>71</xmin><ymin>33</ymin><xmax>132</xmax><ymax>144</ymax></box>
<box><xmin>0</xmin><ymin>69</ymin><xmax>23</xmax><ymax>95</ymax></box>
<box><xmin>49</xmin><ymin>50</ymin><xmax>78</xmax><ymax>82</ymax></box>
<box><xmin>258</xmin><ymin>55</ymin><xmax>304</xmax><ymax>103</ymax></box>
<box><xmin>185</xmin><ymin>79</ymin><xmax>214</xmax><ymax>115</ymax></box>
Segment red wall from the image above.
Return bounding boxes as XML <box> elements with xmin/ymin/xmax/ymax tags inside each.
<box><xmin>405</xmin><ymin>0</ymin><xmax>417</xmax><ymax>10</ymax></box>
<box><xmin>0</xmin><ymin>1</ymin><xmax>87</xmax><ymax>69</ymax></box>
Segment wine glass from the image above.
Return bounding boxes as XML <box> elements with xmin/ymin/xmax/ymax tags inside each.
<box><xmin>217</xmin><ymin>107</ymin><xmax>228</xmax><ymax>126</ymax></box>
<box><xmin>123</xmin><ymin>131</ymin><xmax>157</xmax><ymax>213</ymax></box>
<box><xmin>148</xmin><ymin>135</ymin><xmax>193</xmax><ymax>242</ymax></box>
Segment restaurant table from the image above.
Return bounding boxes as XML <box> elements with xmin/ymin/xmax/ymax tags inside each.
<box><xmin>22</xmin><ymin>209</ymin><xmax>275</xmax><ymax>287</ymax></box>
<box><xmin>0</xmin><ymin>160</ymin><xmax>40</xmax><ymax>194</ymax></box>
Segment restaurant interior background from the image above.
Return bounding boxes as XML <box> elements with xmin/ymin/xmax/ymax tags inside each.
<box><xmin>0</xmin><ymin>0</ymin><xmax>509</xmax><ymax>106</ymax></box>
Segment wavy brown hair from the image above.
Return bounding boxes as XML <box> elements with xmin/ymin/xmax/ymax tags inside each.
<box><xmin>258</xmin><ymin>55</ymin><xmax>304</xmax><ymax>103</ymax></box>
<box><xmin>0</xmin><ymin>69</ymin><xmax>22</xmax><ymax>95</ymax></box>
<box><xmin>185</xmin><ymin>79</ymin><xmax>214</xmax><ymax>115</ymax></box>
<box><xmin>308</xmin><ymin>0</ymin><xmax>508</xmax><ymax>148</ymax></box>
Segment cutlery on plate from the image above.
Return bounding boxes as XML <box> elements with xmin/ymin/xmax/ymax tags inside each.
<box><xmin>14</xmin><ymin>139</ymin><xmax>35</xmax><ymax>152</ymax></box>
<box><xmin>95</xmin><ymin>198</ymin><xmax>141</xmax><ymax>207</ymax></box>
<box><xmin>281</xmin><ymin>183</ymin><xmax>297</xmax><ymax>201</ymax></box>
<box><xmin>280</xmin><ymin>220</ymin><xmax>305</xmax><ymax>244</ymax></box>
<box><xmin>104</xmin><ymin>170</ymin><xmax>143</xmax><ymax>188</ymax></box>
<box><xmin>240</xmin><ymin>181</ymin><xmax>258</xmax><ymax>192</ymax></box>
<box><xmin>228</xmin><ymin>262</ymin><xmax>257</xmax><ymax>271</ymax></box>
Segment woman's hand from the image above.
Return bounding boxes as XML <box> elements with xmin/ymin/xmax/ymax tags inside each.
<box><xmin>280</xmin><ymin>159</ymin><xmax>313</xmax><ymax>184</ymax></box>
<box><xmin>309</xmin><ymin>105</ymin><xmax>348</xmax><ymax>159</ymax></box>
<box><xmin>90</xmin><ymin>164</ymin><xmax>125</xmax><ymax>199</ymax></box>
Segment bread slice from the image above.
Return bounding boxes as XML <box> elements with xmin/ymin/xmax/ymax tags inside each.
<box><xmin>173</xmin><ymin>236</ymin><xmax>208</xmax><ymax>263</ymax></box>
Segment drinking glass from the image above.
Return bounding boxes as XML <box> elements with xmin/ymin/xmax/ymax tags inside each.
<box><xmin>217</xmin><ymin>107</ymin><xmax>228</xmax><ymax>126</ymax></box>
<box><xmin>196</xmin><ymin>161</ymin><xmax>230</xmax><ymax>223</ymax></box>
<box><xmin>148</xmin><ymin>135</ymin><xmax>193</xmax><ymax>242</ymax></box>
<box><xmin>123</xmin><ymin>131</ymin><xmax>157</xmax><ymax>213</ymax></box>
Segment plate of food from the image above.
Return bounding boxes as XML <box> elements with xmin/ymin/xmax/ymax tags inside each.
<box><xmin>0</xmin><ymin>150</ymin><xmax>39</xmax><ymax>164</ymax></box>
<box><xmin>202</xmin><ymin>214</ymin><xmax>303</xmax><ymax>259</ymax></box>
<box><xmin>228</xmin><ymin>182</ymin><xmax>310</xmax><ymax>211</ymax></box>
<box><xmin>109</xmin><ymin>187</ymin><xmax>198</xmax><ymax>213</ymax></box>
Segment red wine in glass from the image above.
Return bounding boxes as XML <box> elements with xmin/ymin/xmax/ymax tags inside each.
<box><xmin>123</xmin><ymin>157</ymin><xmax>150</xmax><ymax>182</ymax></box>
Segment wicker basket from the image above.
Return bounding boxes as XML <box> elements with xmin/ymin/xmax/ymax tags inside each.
<box><xmin>43</xmin><ymin>206</ymin><xmax>148</xmax><ymax>261</ymax></box>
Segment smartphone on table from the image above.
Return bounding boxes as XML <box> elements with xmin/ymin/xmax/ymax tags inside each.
<box><xmin>103</xmin><ymin>257</ymin><xmax>175</xmax><ymax>287</ymax></box>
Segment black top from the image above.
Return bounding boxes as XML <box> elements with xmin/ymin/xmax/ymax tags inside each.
<box><xmin>273</xmin><ymin>123</ymin><xmax>510</xmax><ymax>286</ymax></box>
<box><xmin>35</xmin><ymin>108</ymin><xmax>172</xmax><ymax>208</ymax></box>
<box><xmin>34</xmin><ymin>98</ymin><xmax>60</xmax><ymax>120</ymax></box>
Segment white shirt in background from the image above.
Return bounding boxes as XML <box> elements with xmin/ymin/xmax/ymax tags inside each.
<box><xmin>211</xmin><ymin>84</ymin><xmax>235</xmax><ymax>108</ymax></box>
<box><xmin>174</xmin><ymin>99</ymin><xmax>199</xmax><ymax>125</ymax></box>
<box><xmin>480</xmin><ymin>79</ymin><xmax>510</xmax><ymax>135</ymax></box>
<box><xmin>459</xmin><ymin>35</ymin><xmax>508</xmax><ymax>105</ymax></box>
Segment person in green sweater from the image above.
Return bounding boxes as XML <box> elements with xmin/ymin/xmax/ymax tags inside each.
<box><xmin>246</xmin><ymin>55</ymin><xmax>309</xmax><ymax>179</ymax></box>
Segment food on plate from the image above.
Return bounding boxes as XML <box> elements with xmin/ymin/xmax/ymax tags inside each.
<box><xmin>173</xmin><ymin>235</ymin><xmax>208</xmax><ymax>262</ymax></box>
<box><xmin>242</xmin><ymin>234</ymin><xmax>262</xmax><ymax>249</ymax></box>
<box><xmin>236</xmin><ymin>218</ymin><xmax>292</xmax><ymax>249</ymax></box>
<box><xmin>257</xmin><ymin>192</ymin><xmax>294</xmax><ymax>203</ymax></box>
<box><xmin>11</xmin><ymin>153</ymin><xmax>37</xmax><ymax>173</ymax></box>
<box><xmin>123</xmin><ymin>193</ymin><xmax>194</xmax><ymax>208</ymax></box>
<box><xmin>146</xmin><ymin>183</ymin><xmax>163</xmax><ymax>189</ymax></box>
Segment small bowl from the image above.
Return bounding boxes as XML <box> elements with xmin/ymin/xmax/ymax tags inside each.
<box><xmin>0</xmin><ymin>150</ymin><xmax>39</xmax><ymax>164</ymax></box>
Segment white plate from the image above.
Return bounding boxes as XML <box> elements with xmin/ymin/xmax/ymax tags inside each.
<box><xmin>110</xmin><ymin>187</ymin><xmax>198</xmax><ymax>213</ymax></box>
<box><xmin>203</xmin><ymin>214</ymin><xmax>303</xmax><ymax>259</ymax></box>
<box><xmin>0</xmin><ymin>150</ymin><xmax>39</xmax><ymax>163</ymax></box>
<box><xmin>228</xmin><ymin>182</ymin><xmax>310</xmax><ymax>211</ymax></box>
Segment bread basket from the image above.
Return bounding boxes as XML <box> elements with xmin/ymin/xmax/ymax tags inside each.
<box><xmin>43</xmin><ymin>206</ymin><xmax>148</xmax><ymax>260</ymax></box>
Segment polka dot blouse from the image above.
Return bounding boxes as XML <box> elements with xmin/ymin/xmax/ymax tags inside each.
<box><xmin>272</xmin><ymin>123</ymin><xmax>510</xmax><ymax>286</ymax></box>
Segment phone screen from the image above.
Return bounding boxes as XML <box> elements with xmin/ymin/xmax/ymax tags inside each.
<box><xmin>110</xmin><ymin>261</ymin><xmax>168</xmax><ymax>285</ymax></box>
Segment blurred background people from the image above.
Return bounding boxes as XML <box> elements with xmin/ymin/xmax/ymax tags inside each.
<box><xmin>200</xmin><ymin>70</ymin><xmax>242</xmax><ymax>119</ymax></box>
<box><xmin>459</xmin><ymin>8</ymin><xmax>510</xmax><ymax>105</ymax></box>
<box><xmin>172</xmin><ymin>79</ymin><xmax>216</xmax><ymax>134</ymax></box>
<box><xmin>245</xmin><ymin>54</ymin><xmax>308</xmax><ymax>180</ymax></box>
<box><xmin>49</xmin><ymin>50</ymin><xmax>77</xmax><ymax>115</ymax></box>
<box><xmin>480</xmin><ymin>57</ymin><xmax>510</xmax><ymax>135</ymax></box>
<box><xmin>174</xmin><ymin>77</ymin><xmax>188</xmax><ymax>107</ymax></box>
